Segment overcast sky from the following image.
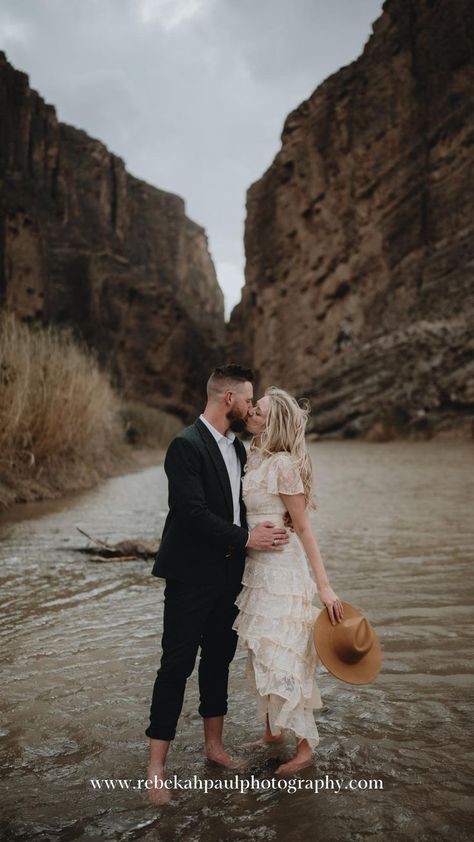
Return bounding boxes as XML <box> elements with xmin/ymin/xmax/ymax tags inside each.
<box><xmin>1</xmin><ymin>0</ymin><xmax>384</xmax><ymax>317</ymax></box>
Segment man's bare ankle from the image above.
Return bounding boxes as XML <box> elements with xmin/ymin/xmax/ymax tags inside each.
<box><xmin>147</xmin><ymin>761</ymin><xmax>166</xmax><ymax>775</ymax></box>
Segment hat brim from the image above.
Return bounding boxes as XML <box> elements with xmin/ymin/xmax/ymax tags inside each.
<box><xmin>313</xmin><ymin>601</ymin><xmax>381</xmax><ymax>685</ymax></box>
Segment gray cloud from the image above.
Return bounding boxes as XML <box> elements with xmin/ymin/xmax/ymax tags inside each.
<box><xmin>1</xmin><ymin>0</ymin><xmax>383</xmax><ymax>316</ymax></box>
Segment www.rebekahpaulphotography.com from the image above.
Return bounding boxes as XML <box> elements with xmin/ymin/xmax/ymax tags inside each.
<box><xmin>89</xmin><ymin>773</ymin><xmax>385</xmax><ymax>795</ymax></box>
<box><xmin>0</xmin><ymin>1</ymin><xmax>472</xmax><ymax>841</ymax></box>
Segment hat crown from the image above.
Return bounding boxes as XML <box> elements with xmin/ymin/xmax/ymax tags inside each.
<box><xmin>333</xmin><ymin>617</ymin><xmax>374</xmax><ymax>664</ymax></box>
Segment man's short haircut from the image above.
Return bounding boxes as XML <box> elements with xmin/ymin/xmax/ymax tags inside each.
<box><xmin>206</xmin><ymin>363</ymin><xmax>254</xmax><ymax>398</ymax></box>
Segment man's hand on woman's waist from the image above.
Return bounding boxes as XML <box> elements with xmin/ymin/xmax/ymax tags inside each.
<box><xmin>246</xmin><ymin>522</ymin><xmax>289</xmax><ymax>551</ymax></box>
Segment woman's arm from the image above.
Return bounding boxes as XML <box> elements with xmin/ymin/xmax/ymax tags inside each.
<box><xmin>280</xmin><ymin>492</ymin><xmax>344</xmax><ymax>625</ymax></box>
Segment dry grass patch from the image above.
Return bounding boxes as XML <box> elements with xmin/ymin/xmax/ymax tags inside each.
<box><xmin>0</xmin><ymin>313</ymin><xmax>184</xmax><ymax>510</ymax></box>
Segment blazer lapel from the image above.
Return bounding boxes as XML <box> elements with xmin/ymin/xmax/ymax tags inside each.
<box><xmin>195</xmin><ymin>418</ymin><xmax>234</xmax><ymax>518</ymax></box>
<box><xmin>234</xmin><ymin>438</ymin><xmax>246</xmax><ymax>478</ymax></box>
<box><xmin>234</xmin><ymin>439</ymin><xmax>247</xmax><ymax>526</ymax></box>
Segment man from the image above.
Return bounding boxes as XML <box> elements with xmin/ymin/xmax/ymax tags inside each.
<box><xmin>145</xmin><ymin>364</ymin><xmax>289</xmax><ymax>801</ymax></box>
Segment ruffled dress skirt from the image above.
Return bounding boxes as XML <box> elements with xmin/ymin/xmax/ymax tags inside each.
<box><xmin>232</xmin><ymin>525</ymin><xmax>323</xmax><ymax>748</ymax></box>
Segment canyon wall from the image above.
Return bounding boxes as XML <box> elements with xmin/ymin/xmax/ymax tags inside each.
<box><xmin>0</xmin><ymin>52</ymin><xmax>225</xmax><ymax>420</ymax></box>
<box><xmin>228</xmin><ymin>0</ymin><xmax>474</xmax><ymax>438</ymax></box>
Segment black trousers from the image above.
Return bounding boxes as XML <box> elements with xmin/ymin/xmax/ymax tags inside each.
<box><xmin>145</xmin><ymin>573</ymin><xmax>242</xmax><ymax>741</ymax></box>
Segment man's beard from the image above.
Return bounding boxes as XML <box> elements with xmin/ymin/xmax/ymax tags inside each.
<box><xmin>227</xmin><ymin>409</ymin><xmax>247</xmax><ymax>433</ymax></box>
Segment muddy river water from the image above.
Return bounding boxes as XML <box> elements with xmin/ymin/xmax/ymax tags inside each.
<box><xmin>0</xmin><ymin>440</ymin><xmax>473</xmax><ymax>841</ymax></box>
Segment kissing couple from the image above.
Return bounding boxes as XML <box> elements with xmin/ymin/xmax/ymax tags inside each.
<box><xmin>144</xmin><ymin>364</ymin><xmax>344</xmax><ymax>803</ymax></box>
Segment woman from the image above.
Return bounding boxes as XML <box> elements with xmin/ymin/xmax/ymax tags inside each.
<box><xmin>232</xmin><ymin>386</ymin><xmax>344</xmax><ymax>775</ymax></box>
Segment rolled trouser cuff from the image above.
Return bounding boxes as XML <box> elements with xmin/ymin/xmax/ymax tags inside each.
<box><xmin>199</xmin><ymin>705</ymin><xmax>228</xmax><ymax>719</ymax></box>
<box><xmin>145</xmin><ymin>725</ymin><xmax>176</xmax><ymax>741</ymax></box>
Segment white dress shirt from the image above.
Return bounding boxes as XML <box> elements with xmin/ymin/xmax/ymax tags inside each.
<box><xmin>199</xmin><ymin>414</ymin><xmax>242</xmax><ymax>526</ymax></box>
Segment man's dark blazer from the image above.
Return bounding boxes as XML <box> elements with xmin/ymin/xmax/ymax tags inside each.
<box><xmin>151</xmin><ymin>417</ymin><xmax>249</xmax><ymax>585</ymax></box>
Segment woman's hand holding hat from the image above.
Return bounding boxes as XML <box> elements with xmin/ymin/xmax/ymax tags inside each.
<box><xmin>313</xmin><ymin>600</ymin><xmax>381</xmax><ymax>685</ymax></box>
<box><xmin>318</xmin><ymin>584</ymin><xmax>345</xmax><ymax>625</ymax></box>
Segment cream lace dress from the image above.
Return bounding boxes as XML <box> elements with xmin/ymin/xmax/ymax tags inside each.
<box><xmin>232</xmin><ymin>448</ymin><xmax>323</xmax><ymax>748</ymax></box>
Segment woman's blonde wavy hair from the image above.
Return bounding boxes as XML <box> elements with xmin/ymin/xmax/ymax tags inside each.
<box><xmin>253</xmin><ymin>386</ymin><xmax>317</xmax><ymax>510</ymax></box>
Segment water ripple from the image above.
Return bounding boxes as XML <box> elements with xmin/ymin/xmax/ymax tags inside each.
<box><xmin>0</xmin><ymin>441</ymin><xmax>473</xmax><ymax>841</ymax></box>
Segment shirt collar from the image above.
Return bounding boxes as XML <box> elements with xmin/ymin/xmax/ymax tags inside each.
<box><xmin>199</xmin><ymin>414</ymin><xmax>236</xmax><ymax>444</ymax></box>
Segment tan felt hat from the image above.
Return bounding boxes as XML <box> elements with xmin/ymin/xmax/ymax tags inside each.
<box><xmin>313</xmin><ymin>600</ymin><xmax>381</xmax><ymax>685</ymax></box>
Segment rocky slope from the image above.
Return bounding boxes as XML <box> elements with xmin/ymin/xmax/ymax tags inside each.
<box><xmin>228</xmin><ymin>0</ymin><xmax>474</xmax><ymax>438</ymax></box>
<box><xmin>0</xmin><ymin>52</ymin><xmax>225</xmax><ymax>420</ymax></box>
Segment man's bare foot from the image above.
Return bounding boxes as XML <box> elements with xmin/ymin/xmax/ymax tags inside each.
<box><xmin>144</xmin><ymin>765</ymin><xmax>172</xmax><ymax>805</ymax></box>
<box><xmin>274</xmin><ymin>740</ymin><xmax>315</xmax><ymax>776</ymax></box>
<box><xmin>205</xmin><ymin>744</ymin><xmax>246</xmax><ymax>769</ymax></box>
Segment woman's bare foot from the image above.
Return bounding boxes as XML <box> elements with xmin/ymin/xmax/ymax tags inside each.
<box><xmin>144</xmin><ymin>764</ymin><xmax>172</xmax><ymax>805</ymax></box>
<box><xmin>243</xmin><ymin>731</ymin><xmax>285</xmax><ymax>748</ymax></box>
<box><xmin>243</xmin><ymin>716</ymin><xmax>285</xmax><ymax>748</ymax></box>
<box><xmin>274</xmin><ymin>739</ymin><xmax>315</xmax><ymax>776</ymax></box>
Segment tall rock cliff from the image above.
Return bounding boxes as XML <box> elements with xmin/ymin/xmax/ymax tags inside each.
<box><xmin>0</xmin><ymin>52</ymin><xmax>225</xmax><ymax>420</ymax></box>
<box><xmin>228</xmin><ymin>0</ymin><xmax>474</xmax><ymax>438</ymax></box>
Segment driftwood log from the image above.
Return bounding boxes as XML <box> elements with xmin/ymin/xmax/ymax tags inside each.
<box><xmin>76</xmin><ymin>527</ymin><xmax>160</xmax><ymax>562</ymax></box>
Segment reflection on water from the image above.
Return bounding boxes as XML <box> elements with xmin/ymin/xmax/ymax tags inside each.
<box><xmin>0</xmin><ymin>441</ymin><xmax>473</xmax><ymax>841</ymax></box>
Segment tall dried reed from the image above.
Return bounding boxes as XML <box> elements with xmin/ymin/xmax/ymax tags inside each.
<box><xmin>0</xmin><ymin>312</ymin><xmax>184</xmax><ymax>510</ymax></box>
<box><xmin>0</xmin><ymin>311</ymin><xmax>121</xmax><ymax>465</ymax></box>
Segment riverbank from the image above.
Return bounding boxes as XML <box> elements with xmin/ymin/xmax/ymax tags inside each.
<box><xmin>0</xmin><ymin>445</ymin><xmax>166</xmax><ymax>521</ymax></box>
<box><xmin>0</xmin><ymin>445</ymin><xmax>165</xmax><ymax>527</ymax></box>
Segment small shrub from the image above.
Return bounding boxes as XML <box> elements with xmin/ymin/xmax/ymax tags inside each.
<box><xmin>118</xmin><ymin>401</ymin><xmax>182</xmax><ymax>448</ymax></box>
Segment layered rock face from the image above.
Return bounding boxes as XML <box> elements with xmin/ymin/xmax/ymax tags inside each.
<box><xmin>229</xmin><ymin>0</ymin><xmax>474</xmax><ymax>437</ymax></box>
<box><xmin>0</xmin><ymin>53</ymin><xmax>225</xmax><ymax>419</ymax></box>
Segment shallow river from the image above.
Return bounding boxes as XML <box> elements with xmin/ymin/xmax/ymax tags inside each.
<box><xmin>0</xmin><ymin>440</ymin><xmax>473</xmax><ymax>842</ymax></box>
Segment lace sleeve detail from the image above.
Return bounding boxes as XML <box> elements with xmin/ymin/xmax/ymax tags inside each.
<box><xmin>266</xmin><ymin>453</ymin><xmax>304</xmax><ymax>496</ymax></box>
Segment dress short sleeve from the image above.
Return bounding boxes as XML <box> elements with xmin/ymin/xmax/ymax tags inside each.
<box><xmin>266</xmin><ymin>452</ymin><xmax>304</xmax><ymax>496</ymax></box>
